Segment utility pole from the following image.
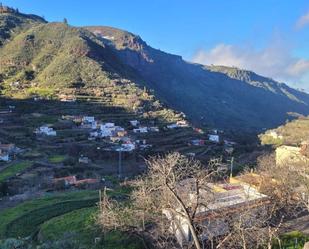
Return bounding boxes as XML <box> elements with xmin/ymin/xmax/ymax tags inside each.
<box><xmin>118</xmin><ymin>150</ymin><xmax>122</xmax><ymax>179</ymax></box>
<box><xmin>230</xmin><ymin>157</ymin><xmax>234</xmax><ymax>179</ymax></box>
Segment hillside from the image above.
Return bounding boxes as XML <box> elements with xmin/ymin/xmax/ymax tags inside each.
<box><xmin>86</xmin><ymin>26</ymin><xmax>309</xmax><ymax>131</ymax></box>
<box><xmin>260</xmin><ymin>116</ymin><xmax>309</xmax><ymax>146</ymax></box>
<box><xmin>0</xmin><ymin>6</ymin><xmax>46</xmax><ymax>46</ymax></box>
<box><xmin>0</xmin><ymin>10</ymin><xmax>309</xmax><ymax>130</ymax></box>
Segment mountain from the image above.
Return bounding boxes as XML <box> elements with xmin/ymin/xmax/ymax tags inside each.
<box><xmin>85</xmin><ymin>26</ymin><xmax>309</xmax><ymax>131</ymax></box>
<box><xmin>1</xmin><ymin>8</ymin><xmax>309</xmax><ymax>131</ymax></box>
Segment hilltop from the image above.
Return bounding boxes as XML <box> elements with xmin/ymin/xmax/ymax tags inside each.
<box><xmin>0</xmin><ymin>10</ymin><xmax>309</xmax><ymax>130</ymax></box>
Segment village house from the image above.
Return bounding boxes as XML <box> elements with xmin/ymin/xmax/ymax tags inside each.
<box><xmin>0</xmin><ymin>143</ymin><xmax>16</xmax><ymax>153</ymax></box>
<box><xmin>110</xmin><ymin>136</ymin><xmax>121</xmax><ymax>143</ymax></box>
<box><xmin>79</xmin><ymin>156</ymin><xmax>90</xmax><ymax>164</ymax></box>
<box><xmin>0</xmin><ymin>151</ymin><xmax>9</xmax><ymax>161</ymax></box>
<box><xmin>0</xmin><ymin>143</ymin><xmax>20</xmax><ymax>161</ymax></box>
<box><xmin>167</xmin><ymin>123</ymin><xmax>179</xmax><ymax>129</ymax></box>
<box><xmin>116</xmin><ymin>143</ymin><xmax>136</xmax><ymax>152</ymax></box>
<box><xmin>99</xmin><ymin>123</ymin><xmax>126</xmax><ymax>138</ymax></box>
<box><xmin>82</xmin><ymin>116</ymin><xmax>95</xmax><ymax>123</ymax></box>
<box><xmin>191</xmin><ymin>139</ymin><xmax>205</xmax><ymax>146</ymax></box>
<box><xmin>129</xmin><ymin>120</ymin><xmax>140</xmax><ymax>127</ymax></box>
<box><xmin>208</xmin><ymin>134</ymin><xmax>220</xmax><ymax>143</ymax></box>
<box><xmin>176</xmin><ymin>120</ymin><xmax>189</xmax><ymax>127</ymax></box>
<box><xmin>149</xmin><ymin>126</ymin><xmax>160</xmax><ymax>132</ymax></box>
<box><xmin>164</xmin><ymin>178</ymin><xmax>269</xmax><ymax>246</ymax></box>
<box><xmin>35</xmin><ymin>125</ymin><xmax>57</xmax><ymax>136</ymax></box>
<box><xmin>194</xmin><ymin>128</ymin><xmax>204</xmax><ymax>134</ymax></box>
<box><xmin>133</xmin><ymin>127</ymin><xmax>148</xmax><ymax>133</ymax></box>
<box><xmin>58</xmin><ymin>94</ymin><xmax>76</xmax><ymax>102</ymax></box>
<box><xmin>53</xmin><ymin>176</ymin><xmax>77</xmax><ymax>186</ymax></box>
<box><xmin>53</xmin><ymin>175</ymin><xmax>99</xmax><ymax>186</ymax></box>
<box><xmin>81</xmin><ymin>116</ymin><xmax>97</xmax><ymax>129</ymax></box>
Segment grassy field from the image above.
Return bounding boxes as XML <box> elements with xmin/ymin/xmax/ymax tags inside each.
<box><xmin>48</xmin><ymin>154</ymin><xmax>67</xmax><ymax>164</ymax></box>
<box><xmin>0</xmin><ymin>161</ymin><xmax>33</xmax><ymax>183</ymax></box>
<box><xmin>273</xmin><ymin>231</ymin><xmax>309</xmax><ymax>249</ymax></box>
<box><xmin>39</xmin><ymin>207</ymin><xmax>144</xmax><ymax>249</ymax></box>
<box><xmin>0</xmin><ymin>190</ymin><xmax>98</xmax><ymax>238</ymax></box>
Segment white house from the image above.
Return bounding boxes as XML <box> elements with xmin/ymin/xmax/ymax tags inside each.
<box><xmin>116</xmin><ymin>143</ymin><xmax>136</xmax><ymax>152</ymax></box>
<box><xmin>163</xmin><ymin>179</ymin><xmax>269</xmax><ymax>246</ymax></box>
<box><xmin>104</xmin><ymin>123</ymin><xmax>115</xmax><ymax>128</ymax></box>
<box><xmin>176</xmin><ymin>120</ymin><xmax>189</xmax><ymax>127</ymax></box>
<box><xmin>0</xmin><ymin>151</ymin><xmax>9</xmax><ymax>161</ymax></box>
<box><xmin>36</xmin><ymin>126</ymin><xmax>57</xmax><ymax>136</ymax></box>
<box><xmin>167</xmin><ymin>124</ymin><xmax>179</xmax><ymax>129</ymax></box>
<box><xmin>100</xmin><ymin>129</ymin><xmax>113</xmax><ymax>137</ymax></box>
<box><xmin>149</xmin><ymin>127</ymin><xmax>160</xmax><ymax>132</ymax></box>
<box><xmin>99</xmin><ymin>123</ymin><xmax>116</xmax><ymax>137</ymax></box>
<box><xmin>82</xmin><ymin>116</ymin><xmax>95</xmax><ymax>123</ymax></box>
<box><xmin>208</xmin><ymin>134</ymin><xmax>220</xmax><ymax>143</ymax></box>
<box><xmin>133</xmin><ymin>127</ymin><xmax>148</xmax><ymax>133</ymax></box>
<box><xmin>130</xmin><ymin>120</ymin><xmax>140</xmax><ymax>127</ymax></box>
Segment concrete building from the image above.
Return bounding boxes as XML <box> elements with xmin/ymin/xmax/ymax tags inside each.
<box><xmin>164</xmin><ymin>179</ymin><xmax>269</xmax><ymax>246</ymax></box>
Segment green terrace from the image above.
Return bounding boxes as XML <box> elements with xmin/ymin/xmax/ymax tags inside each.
<box><xmin>0</xmin><ymin>161</ymin><xmax>33</xmax><ymax>183</ymax></box>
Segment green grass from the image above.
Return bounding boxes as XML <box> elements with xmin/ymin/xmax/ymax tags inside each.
<box><xmin>0</xmin><ymin>161</ymin><xmax>33</xmax><ymax>183</ymax></box>
<box><xmin>0</xmin><ymin>190</ymin><xmax>98</xmax><ymax>238</ymax></box>
<box><xmin>48</xmin><ymin>155</ymin><xmax>67</xmax><ymax>164</ymax></box>
<box><xmin>5</xmin><ymin>199</ymin><xmax>98</xmax><ymax>238</ymax></box>
<box><xmin>0</xmin><ymin>187</ymin><xmax>132</xmax><ymax>240</ymax></box>
<box><xmin>39</xmin><ymin>207</ymin><xmax>97</xmax><ymax>246</ymax></box>
<box><xmin>39</xmin><ymin>207</ymin><xmax>143</xmax><ymax>249</ymax></box>
<box><xmin>273</xmin><ymin>231</ymin><xmax>309</xmax><ymax>249</ymax></box>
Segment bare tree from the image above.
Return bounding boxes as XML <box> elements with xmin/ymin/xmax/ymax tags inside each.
<box><xmin>98</xmin><ymin>153</ymin><xmax>223</xmax><ymax>248</ymax></box>
<box><xmin>98</xmin><ymin>153</ymin><xmax>302</xmax><ymax>249</ymax></box>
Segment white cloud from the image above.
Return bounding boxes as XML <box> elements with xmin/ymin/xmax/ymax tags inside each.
<box><xmin>295</xmin><ymin>11</ymin><xmax>309</xmax><ymax>29</ymax></box>
<box><xmin>192</xmin><ymin>40</ymin><xmax>309</xmax><ymax>90</ymax></box>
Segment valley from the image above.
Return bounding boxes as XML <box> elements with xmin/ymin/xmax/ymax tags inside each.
<box><xmin>0</xmin><ymin>4</ymin><xmax>309</xmax><ymax>249</ymax></box>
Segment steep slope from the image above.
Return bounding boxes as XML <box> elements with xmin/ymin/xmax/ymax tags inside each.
<box><xmin>86</xmin><ymin>26</ymin><xmax>309</xmax><ymax>131</ymax></box>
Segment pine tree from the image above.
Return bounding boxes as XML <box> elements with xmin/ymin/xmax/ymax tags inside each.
<box><xmin>63</xmin><ymin>18</ymin><xmax>68</xmax><ymax>25</ymax></box>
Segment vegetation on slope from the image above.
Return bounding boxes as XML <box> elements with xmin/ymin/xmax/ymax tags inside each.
<box><xmin>86</xmin><ymin>26</ymin><xmax>309</xmax><ymax>130</ymax></box>
<box><xmin>259</xmin><ymin>116</ymin><xmax>309</xmax><ymax>146</ymax></box>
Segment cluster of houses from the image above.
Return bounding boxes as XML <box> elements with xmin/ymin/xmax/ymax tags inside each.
<box><xmin>61</xmin><ymin>115</ymin><xmax>157</xmax><ymax>152</ymax></box>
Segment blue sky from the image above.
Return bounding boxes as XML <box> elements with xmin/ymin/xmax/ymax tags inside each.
<box><xmin>2</xmin><ymin>0</ymin><xmax>309</xmax><ymax>90</ymax></box>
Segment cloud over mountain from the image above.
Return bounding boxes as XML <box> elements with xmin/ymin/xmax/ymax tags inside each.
<box><xmin>192</xmin><ymin>39</ymin><xmax>309</xmax><ymax>90</ymax></box>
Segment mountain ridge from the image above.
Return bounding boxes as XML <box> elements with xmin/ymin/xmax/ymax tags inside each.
<box><xmin>0</xmin><ymin>8</ymin><xmax>309</xmax><ymax>131</ymax></box>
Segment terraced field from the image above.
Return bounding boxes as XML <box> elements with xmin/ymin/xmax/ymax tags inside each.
<box><xmin>0</xmin><ymin>161</ymin><xmax>33</xmax><ymax>183</ymax></box>
<box><xmin>0</xmin><ymin>191</ymin><xmax>98</xmax><ymax>238</ymax></box>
